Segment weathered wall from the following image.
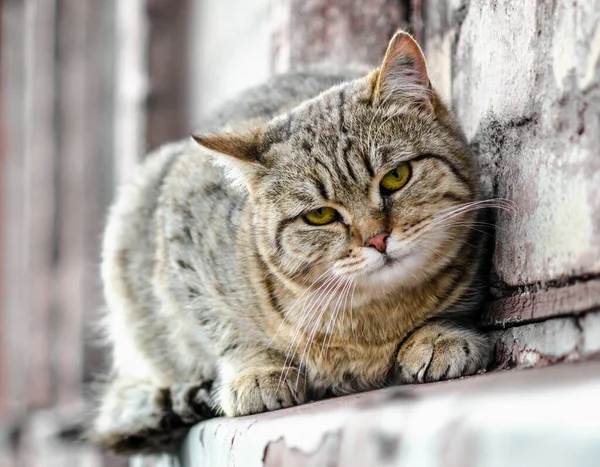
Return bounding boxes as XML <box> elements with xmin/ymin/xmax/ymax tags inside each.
<box><xmin>424</xmin><ymin>0</ymin><xmax>600</xmax><ymax>286</ymax></box>
<box><xmin>422</xmin><ymin>0</ymin><xmax>600</xmax><ymax>367</ymax></box>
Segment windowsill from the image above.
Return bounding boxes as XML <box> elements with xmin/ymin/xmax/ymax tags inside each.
<box><xmin>171</xmin><ymin>359</ymin><xmax>600</xmax><ymax>466</ymax></box>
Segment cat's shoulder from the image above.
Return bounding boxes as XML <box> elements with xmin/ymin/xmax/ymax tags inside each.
<box><xmin>153</xmin><ymin>139</ymin><xmax>228</xmax><ymax>204</ymax></box>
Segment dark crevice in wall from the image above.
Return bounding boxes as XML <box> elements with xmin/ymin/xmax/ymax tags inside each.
<box><xmin>470</xmin><ymin>113</ymin><xmax>538</xmax><ymax>201</ymax></box>
<box><xmin>490</xmin><ymin>273</ymin><xmax>600</xmax><ymax>300</ymax></box>
<box><xmin>484</xmin><ymin>305</ymin><xmax>600</xmax><ymax>331</ymax></box>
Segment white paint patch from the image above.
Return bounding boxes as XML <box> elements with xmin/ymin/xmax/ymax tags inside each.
<box><xmin>552</xmin><ymin>2</ymin><xmax>577</xmax><ymax>92</ymax></box>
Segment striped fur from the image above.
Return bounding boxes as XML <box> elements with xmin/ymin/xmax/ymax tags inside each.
<box><xmin>91</xmin><ymin>32</ymin><xmax>491</xmax><ymax>454</ymax></box>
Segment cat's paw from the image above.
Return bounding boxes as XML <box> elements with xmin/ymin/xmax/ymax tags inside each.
<box><xmin>395</xmin><ymin>323</ymin><xmax>490</xmax><ymax>384</ymax></box>
<box><xmin>90</xmin><ymin>380</ymin><xmax>214</xmax><ymax>454</ymax></box>
<box><xmin>170</xmin><ymin>381</ymin><xmax>215</xmax><ymax>423</ymax></box>
<box><xmin>220</xmin><ymin>367</ymin><xmax>307</xmax><ymax>416</ymax></box>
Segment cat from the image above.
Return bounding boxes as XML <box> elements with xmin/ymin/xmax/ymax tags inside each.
<box><xmin>90</xmin><ymin>31</ymin><xmax>492</xmax><ymax>454</ymax></box>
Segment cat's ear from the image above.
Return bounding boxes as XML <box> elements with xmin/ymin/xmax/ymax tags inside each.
<box><xmin>192</xmin><ymin>128</ymin><xmax>267</xmax><ymax>189</ymax></box>
<box><xmin>373</xmin><ymin>31</ymin><xmax>432</xmax><ymax>108</ymax></box>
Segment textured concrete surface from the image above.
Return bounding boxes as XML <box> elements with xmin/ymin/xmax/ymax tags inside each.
<box><xmin>424</xmin><ymin>0</ymin><xmax>600</xmax><ymax>286</ymax></box>
<box><xmin>174</xmin><ymin>361</ymin><xmax>600</xmax><ymax>467</ymax></box>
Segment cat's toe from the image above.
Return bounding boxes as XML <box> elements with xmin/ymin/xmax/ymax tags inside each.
<box><xmin>222</xmin><ymin>367</ymin><xmax>306</xmax><ymax>416</ymax></box>
<box><xmin>395</xmin><ymin>323</ymin><xmax>490</xmax><ymax>384</ymax></box>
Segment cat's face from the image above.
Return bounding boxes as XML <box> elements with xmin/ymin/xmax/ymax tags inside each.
<box><xmin>252</xmin><ymin>80</ymin><xmax>476</xmax><ymax>292</ymax></box>
<box><xmin>195</xmin><ymin>32</ymin><xmax>477</xmax><ymax>294</ymax></box>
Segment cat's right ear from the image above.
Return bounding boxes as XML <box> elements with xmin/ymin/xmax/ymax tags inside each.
<box><xmin>372</xmin><ymin>30</ymin><xmax>432</xmax><ymax>110</ymax></box>
<box><xmin>192</xmin><ymin>128</ymin><xmax>267</xmax><ymax>190</ymax></box>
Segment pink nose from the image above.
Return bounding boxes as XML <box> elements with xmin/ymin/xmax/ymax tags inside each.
<box><xmin>365</xmin><ymin>232</ymin><xmax>390</xmax><ymax>254</ymax></box>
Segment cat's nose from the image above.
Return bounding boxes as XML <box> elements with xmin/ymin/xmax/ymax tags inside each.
<box><xmin>365</xmin><ymin>232</ymin><xmax>390</xmax><ymax>254</ymax></box>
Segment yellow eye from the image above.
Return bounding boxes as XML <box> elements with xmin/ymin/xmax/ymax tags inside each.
<box><xmin>380</xmin><ymin>163</ymin><xmax>411</xmax><ymax>193</ymax></box>
<box><xmin>303</xmin><ymin>207</ymin><xmax>338</xmax><ymax>226</ymax></box>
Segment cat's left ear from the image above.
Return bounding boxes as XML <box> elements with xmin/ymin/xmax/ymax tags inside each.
<box><xmin>192</xmin><ymin>128</ymin><xmax>267</xmax><ymax>189</ymax></box>
<box><xmin>373</xmin><ymin>31</ymin><xmax>432</xmax><ymax>109</ymax></box>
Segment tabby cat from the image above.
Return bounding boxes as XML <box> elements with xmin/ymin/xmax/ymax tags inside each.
<box><xmin>91</xmin><ymin>31</ymin><xmax>491</xmax><ymax>453</ymax></box>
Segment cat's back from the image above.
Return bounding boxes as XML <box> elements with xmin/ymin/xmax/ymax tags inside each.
<box><xmin>194</xmin><ymin>66</ymin><xmax>369</xmax><ymax>133</ymax></box>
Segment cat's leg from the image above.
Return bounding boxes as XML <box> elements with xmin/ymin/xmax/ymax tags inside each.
<box><xmin>215</xmin><ymin>350</ymin><xmax>308</xmax><ymax>417</ymax></box>
<box><xmin>90</xmin><ymin>378</ymin><xmax>214</xmax><ymax>454</ymax></box>
<box><xmin>394</xmin><ymin>321</ymin><xmax>491</xmax><ymax>384</ymax></box>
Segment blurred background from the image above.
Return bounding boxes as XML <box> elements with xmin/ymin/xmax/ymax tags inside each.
<box><xmin>2</xmin><ymin>0</ymin><xmax>600</xmax><ymax>465</ymax></box>
<box><xmin>0</xmin><ymin>0</ymin><xmax>408</xmax><ymax>464</ymax></box>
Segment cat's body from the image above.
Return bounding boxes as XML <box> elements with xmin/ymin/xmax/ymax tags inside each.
<box><xmin>92</xmin><ymin>33</ymin><xmax>491</xmax><ymax>454</ymax></box>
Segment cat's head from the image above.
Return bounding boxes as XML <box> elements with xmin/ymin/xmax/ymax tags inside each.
<box><xmin>193</xmin><ymin>31</ymin><xmax>477</xmax><ymax>294</ymax></box>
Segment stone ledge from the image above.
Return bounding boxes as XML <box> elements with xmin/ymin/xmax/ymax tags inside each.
<box><xmin>168</xmin><ymin>360</ymin><xmax>600</xmax><ymax>467</ymax></box>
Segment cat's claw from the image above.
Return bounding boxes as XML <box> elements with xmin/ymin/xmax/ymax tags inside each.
<box><xmin>221</xmin><ymin>367</ymin><xmax>307</xmax><ymax>416</ymax></box>
<box><xmin>395</xmin><ymin>322</ymin><xmax>491</xmax><ymax>384</ymax></box>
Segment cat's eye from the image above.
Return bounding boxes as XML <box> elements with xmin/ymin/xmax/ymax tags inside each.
<box><xmin>303</xmin><ymin>207</ymin><xmax>338</xmax><ymax>226</ymax></box>
<box><xmin>380</xmin><ymin>162</ymin><xmax>411</xmax><ymax>194</ymax></box>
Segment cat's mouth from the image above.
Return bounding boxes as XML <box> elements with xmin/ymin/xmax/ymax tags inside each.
<box><xmin>382</xmin><ymin>254</ymin><xmax>401</xmax><ymax>267</ymax></box>
<box><xmin>352</xmin><ymin>242</ymin><xmax>431</xmax><ymax>287</ymax></box>
<box><xmin>356</xmin><ymin>248</ymin><xmax>413</xmax><ymax>276</ymax></box>
<box><xmin>331</xmin><ymin>240</ymin><xmax>420</xmax><ymax>282</ymax></box>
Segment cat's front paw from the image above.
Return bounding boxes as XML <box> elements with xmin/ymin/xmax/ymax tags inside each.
<box><xmin>395</xmin><ymin>322</ymin><xmax>491</xmax><ymax>384</ymax></box>
<box><xmin>90</xmin><ymin>380</ymin><xmax>214</xmax><ymax>454</ymax></box>
<box><xmin>220</xmin><ymin>367</ymin><xmax>307</xmax><ymax>416</ymax></box>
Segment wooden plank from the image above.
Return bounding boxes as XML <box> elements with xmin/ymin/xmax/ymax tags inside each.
<box><xmin>55</xmin><ymin>0</ymin><xmax>88</xmax><ymax>405</ymax></box>
<box><xmin>146</xmin><ymin>0</ymin><xmax>189</xmax><ymax>150</ymax></box>
<box><xmin>1</xmin><ymin>0</ymin><xmax>29</xmax><ymax>418</ymax></box>
<box><xmin>114</xmin><ymin>0</ymin><xmax>147</xmax><ymax>183</ymax></box>
<box><xmin>0</xmin><ymin>0</ymin><xmax>7</xmax><ymax>419</ymax></box>
<box><xmin>81</xmin><ymin>0</ymin><xmax>117</xmax><ymax>385</ymax></box>
<box><xmin>24</xmin><ymin>0</ymin><xmax>57</xmax><ymax>411</ymax></box>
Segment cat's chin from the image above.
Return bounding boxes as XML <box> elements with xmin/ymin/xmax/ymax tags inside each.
<box><xmin>359</xmin><ymin>253</ymin><xmax>430</xmax><ymax>289</ymax></box>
